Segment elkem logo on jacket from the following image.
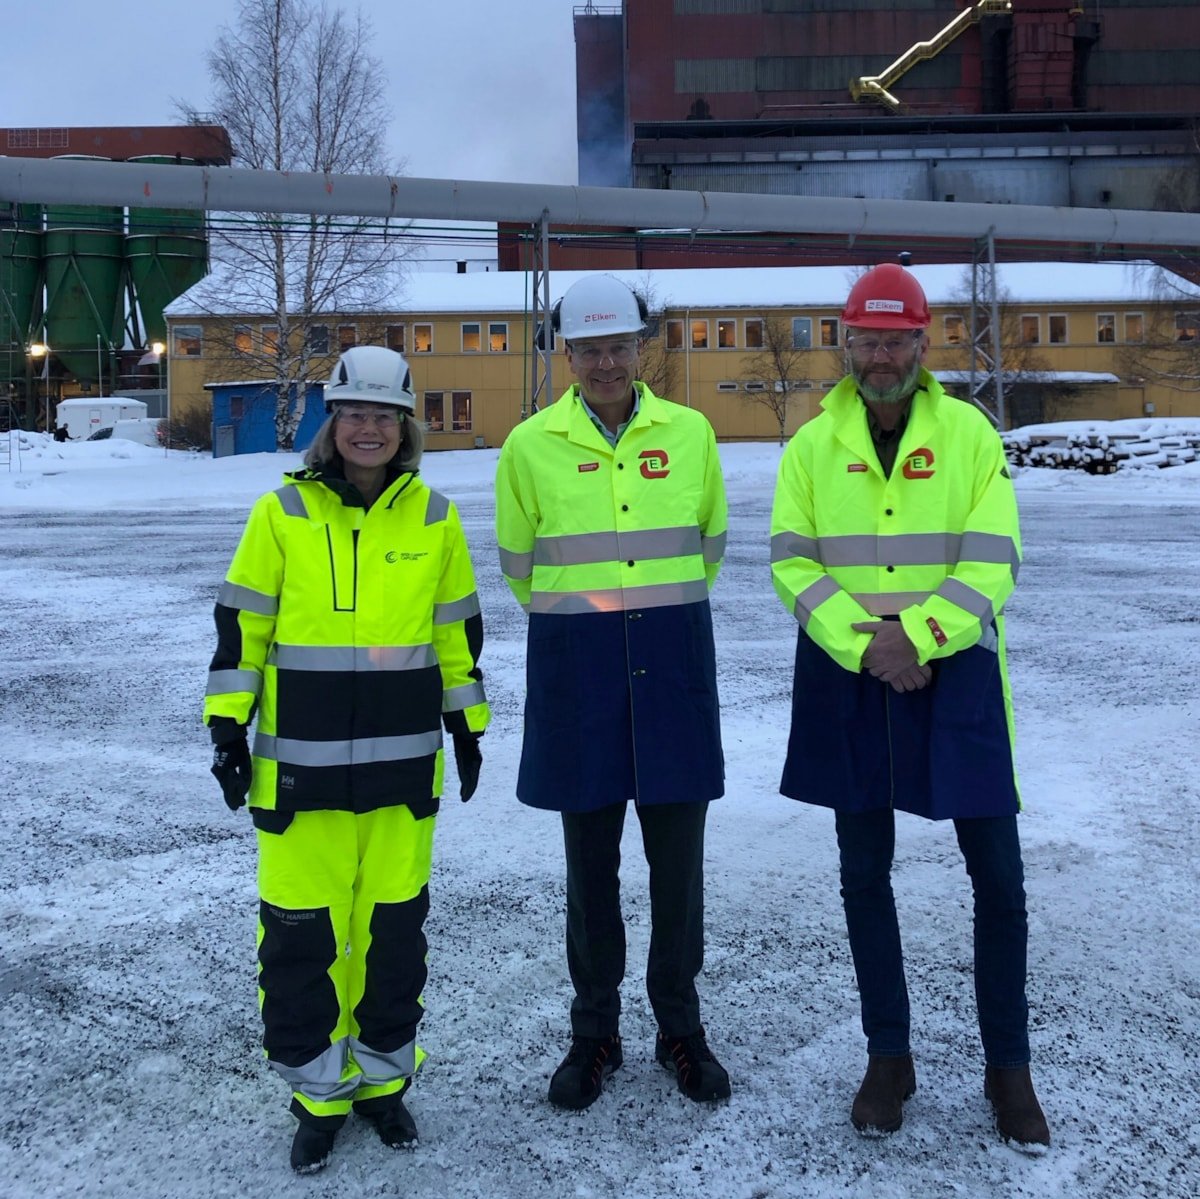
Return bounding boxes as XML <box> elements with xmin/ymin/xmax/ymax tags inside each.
<box><xmin>902</xmin><ymin>448</ymin><xmax>935</xmax><ymax>479</ymax></box>
<box><xmin>638</xmin><ymin>449</ymin><xmax>670</xmax><ymax>479</ymax></box>
<box><xmin>578</xmin><ymin>462</ymin><xmax>600</xmax><ymax>473</ymax></box>
<box><xmin>847</xmin><ymin>462</ymin><xmax>869</xmax><ymax>473</ymax></box>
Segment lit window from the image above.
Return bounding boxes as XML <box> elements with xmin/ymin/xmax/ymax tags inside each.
<box><xmin>385</xmin><ymin>325</ymin><xmax>405</xmax><ymax>353</ymax></box>
<box><xmin>944</xmin><ymin>315</ymin><xmax>965</xmax><ymax>345</ymax></box>
<box><xmin>1020</xmin><ymin>315</ymin><xmax>1040</xmax><ymax>345</ymax></box>
<box><xmin>819</xmin><ymin>318</ymin><xmax>839</xmax><ymax>348</ymax></box>
<box><xmin>261</xmin><ymin>325</ymin><xmax>280</xmax><ymax>355</ymax></box>
<box><xmin>462</xmin><ymin>323</ymin><xmax>481</xmax><ymax>353</ymax></box>
<box><xmin>717</xmin><ymin>319</ymin><xmax>736</xmax><ymax>349</ymax></box>
<box><xmin>307</xmin><ymin>325</ymin><xmax>330</xmax><ymax>354</ymax></box>
<box><xmin>665</xmin><ymin>319</ymin><xmax>684</xmax><ymax>350</ymax></box>
<box><xmin>233</xmin><ymin>325</ymin><xmax>252</xmax><ymax>354</ymax></box>
<box><xmin>690</xmin><ymin>320</ymin><xmax>709</xmax><ymax>350</ymax></box>
<box><xmin>413</xmin><ymin>324</ymin><xmax>433</xmax><ymax>353</ymax></box>
<box><xmin>745</xmin><ymin>319</ymin><xmax>764</xmax><ymax>349</ymax></box>
<box><xmin>338</xmin><ymin>325</ymin><xmax>357</xmax><ymax>351</ymax></box>
<box><xmin>1176</xmin><ymin>313</ymin><xmax>1200</xmax><ymax>342</ymax></box>
<box><xmin>1124</xmin><ymin>313</ymin><xmax>1144</xmax><ymax>344</ymax></box>
<box><xmin>1049</xmin><ymin>314</ymin><xmax>1067</xmax><ymax>344</ymax></box>
<box><xmin>452</xmin><ymin>391</ymin><xmax>472</xmax><ymax>432</ymax></box>
<box><xmin>424</xmin><ymin>391</ymin><xmax>444</xmax><ymax>431</ymax></box>
<box><xmin>173</xmin><ymin>325</ymin><xmax>202</xmax><ymax>357</ymax></box>
<box><xmin>791</xmin><ymin>318</ymin><xmax>812</xmax><ymax>350</ymax></box>
<box><xmin>489</xmin><ymin>322</ymin><xmax>508</xmax><ymax>353</ymax></box>
<box><xmin>1096</xmin><ymin>314</ymin><xmax>1116</xmax><ymax>344</ymax></box>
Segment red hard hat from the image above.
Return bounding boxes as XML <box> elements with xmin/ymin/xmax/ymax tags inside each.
<box><xmin>842</xmin><ymin>264</ymin><xmax>931</xmax><ymax>330</ymax></box>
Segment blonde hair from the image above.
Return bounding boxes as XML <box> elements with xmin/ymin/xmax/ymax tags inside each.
<box><xmin>304</xmin><ymin>410</ymin><xmax>425</xmax><ymax>474</ymax></box>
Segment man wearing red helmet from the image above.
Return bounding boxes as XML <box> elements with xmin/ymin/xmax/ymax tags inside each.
<box><xmin>770</xmin><ymin>264</ymin><xmax>1050</xmax><ymax>1152</ymax></box>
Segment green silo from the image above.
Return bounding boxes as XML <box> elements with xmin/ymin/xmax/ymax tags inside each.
<box><xmin>43</xmin><ymin>156</ymin><xmax>126</xmax><ymax>383</ymax></box>
<box><xmin>0</xmin><ymin>204</ymin><xmax>42</xmax><ymax>386</ymax></box>
<box><xmin>126</xmin><ymin>156</ymin><xmax>209</xmax><ymax>345</ymax></box>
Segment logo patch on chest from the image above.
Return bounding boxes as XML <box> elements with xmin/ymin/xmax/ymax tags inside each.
<box><xmin>578</xmin><ymin>462</ymin><xmax>600</xmax><ymax>473</ymax></box>
<box><xmin>639</xmin><ymin>449</ymin><xmax>670</xmax><ymax>479</ymax></box>
<box><xmin>902</xmin><ymin>448</ymin><xmax>935</xmax><ymax>479</ymax></box>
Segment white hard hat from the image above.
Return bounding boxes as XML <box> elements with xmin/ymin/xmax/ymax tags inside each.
<box><xmin>555</xmin><ymin>275</ymin><xmax>647</xmax><ymax>341</ymax></box>
<box><xmin>324</xmin><ymin>345</ymin><xmax>416</xmax><ymax>413</ymax></box>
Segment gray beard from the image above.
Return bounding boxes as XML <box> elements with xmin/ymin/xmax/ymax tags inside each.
<box><xmin>853</xmin><ymin>358</ymin><xmax>922</xmax><ymax>406</ymax></box>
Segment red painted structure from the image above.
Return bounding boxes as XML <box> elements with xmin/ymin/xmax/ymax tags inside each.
<box><xmin>1</xmin><ymin>125</ymin><xmax>233</xmax><ymax>165</ymax></box>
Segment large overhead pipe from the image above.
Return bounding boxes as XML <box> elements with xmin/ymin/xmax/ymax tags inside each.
<box><xmin>1</xmin><ymin>155</ymin><xmax>1199</xmax><ymax>250</ymax></box>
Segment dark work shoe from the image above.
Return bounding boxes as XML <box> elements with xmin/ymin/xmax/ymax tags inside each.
<box><xmin>359</xmin><ymin>1093</ymin><xmax>418</xmax><ymax>1149</ymax></box>
<box><xmin>655</xmin><ymin>1028</ymin><xmax>732</xmax><ymax>1102</ymax></box>
<box><xmin>985</xmin><ymin>1065</ymin><xmax>1051</xmax><ymax>1153</ymax></box>
<box><xmin>851</xmin><ymin>1054</ymin><xmax>917</xmax><ymax>1135</ymax></box>
<box><xmin>548</xmin><ymin>1034</ymin><xmax>623</xmax><ymax>1110</ymax></box>
<box><xmin>290</xmin><ymin>1122</ymin><xmax>336</xmax><ymax>1174</ymax></box>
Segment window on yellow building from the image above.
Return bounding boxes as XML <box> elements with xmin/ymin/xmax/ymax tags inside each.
<box><xmin>490</xmin><ymin>323</ymin><xmax>508</xmax><ymax>353</ymax></box>
<box><xmin>338</xmin><ymin>325</ymin><xmax>357</xmax><ymax>351</ymax></box>
<box><xmin>1020</xmin><ymin>315</ymin><xmax>1040</xmax><ymax>344</ymax></box>
<box><xmin>717</xmin><ymin>319</ymin><xmax>737</xmax><ymax>349</ymax></box>
<box><xmin>944</xmin><ymin>315</ymin><xmax>965</xmax><ymax>345</ymax></box>
<box><xmin>1049</xmin><ymin>314</ymin><xmax>1067</xmax><ymax>344</ymax></box>
<box><xmin>462</xmin><ymin>323</ymin><xmax>481</xmax><ymax>353</ymax></box>
<box><xmin>665</xmin><ymin>320</ymin><xmax>684</xmax><ymax>350</ymax></box>
<box><xmin>307</xmin><ymin>325</ymin><xmax>330</xmax><ymax>354</ymax></box>
<box><xmin>413</xmin><ymin>324</ymin><xmax>433</xmax><ymax>353</ymax></box>
<box><xmin>744</xmin><ymin>319</ymin><xmax>764</xmax><ymax>349</ymax></box>
<box><xmin>1174</xmin><ymin>312</ymin><xmax>1198</xmax><ymax>342</ymax></box>
<box><xmin>233</xmin><ymin>325</ymin><xmax>252</xmax><ymax>354</ymax></box>
<box><xmin>424</xmin><ymin>391</ymin><xmax>444</xmax><ymax>431</ymax></box>
<box><xmin>791</xmin><ymin>318</ymin><xmax>812</xmax><ymax>350</ymax></box>
<box><xmin>1124</xmin><ymin>313</ymin><xmax>1144</xmax><ymax>344</ymax></box>
<box><xmin>1096</xmin><ymin>314</ymin><xmax>1116</xmax><ymax>344</ymax></box>
<box><xmin>452</xmin><ymin>391</ymin><xmax>472</xmax><ymax>432</ymax></box>
<box><xmin>386</xmin><ymin>325</ymin><xmax>405</xmax><ymax>352</ymax></box>
<box><xmin>172</xmin><ymin>326</ymin><xmax>202</xmax><ymax>357</ymax></box>
<box><xmin>690</xmin><ymin>320</ymin><xmax>709</xmax><ymax>350</ymax></box>
<box><xmin>261</xmin><ymin>325</ymin><xmax>280</xmax><ymax>355</ymax></box>
<box><xmin>819</xmin><ymin>318</ymin><xmax>839</xmax><ymax>348</ymax></box>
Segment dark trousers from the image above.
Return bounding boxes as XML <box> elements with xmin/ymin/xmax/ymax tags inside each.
<box><xmin>561</xmin><ymin>800</ymin><xmax>708</xmax><ymax>1039</ymax></box>
<box><xmin>834</xmin><ymin>809</ymin><xmax>1031</xmax><ymax>1068</ymax></box>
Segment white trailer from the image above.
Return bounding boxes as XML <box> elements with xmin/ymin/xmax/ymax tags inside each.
<box><xmin>55</xmin><ymin>397</ymin><xmax>149</xmax><ymax>440</ymax></box>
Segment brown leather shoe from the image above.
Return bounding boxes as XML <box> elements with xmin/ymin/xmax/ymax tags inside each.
<box><xmin>851</xmin><ymin>1054</ymin><xmax>916</xmax><ymax>1135</ymax></box>
<box><xmin>984</xmin><ymin>1065</ymin><xmax>1051</xmax><ymax>1153</ymax></box>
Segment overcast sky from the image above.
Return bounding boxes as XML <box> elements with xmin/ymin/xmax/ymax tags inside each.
<box><xmin>3</xmin><ymin>0</ymin><xmax>579</xmax><ymax>185</ymax></box>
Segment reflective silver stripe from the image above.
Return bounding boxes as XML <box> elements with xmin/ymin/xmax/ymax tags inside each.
<box><xmin>499</xmin><ymin>547</ymin><xmax>534</xmax><ymax>580</ymax></box>
<box><xmin>935</xmin><ymin>577</ymin><xmax>994</xmax><ymax>627</ymax></box>
<box><xmin>850</xmin><ymin>591</ymin><xmax>932</xmax><ymax>616</ymax></box>
<box><xmin>217</xmin><ymin>581</ymin><xmax>279</xmax><ymax>616</ymax></box>
<box><xmin>816</xmin><ymin>532</ymin><xmax>959</xmax><ymax>568</ymax></box>
<box><xmin>349</xmin><ymin>1035</ymin><xmax>417</xmax><ymax>1087</ymax></box>
<box><xmin>771</xmin><ymin>530</ymin><xmax>821</xmax><ymax>564</ymax></box>
<box><xmin>268</xmin><ymin>1039</ymin><xmax>356</xmax><ymax>1101</ymax></box>
<box><xmin>255</xmin><ymin>730</ymin><xmax>443</xmax><ymax>766</ymax></box>
<box><xmin>533</xmin><ymin>526</ymin><xmax>702</xmax><ymax>567</ymax></box>
<box><xmin>434</xmin><ymin>593</ymin><xmax>481</xmax><ymax>625</ymax></box>
<box><xmin>702</xmin><ymin>530</ymin><xmax>726</xmax><ymax>563</ymax></box>
<box><xmin>205</xmin><ymin>668</ymin><xmax>261</xmax><ymax>697</ymax></box>
<box><xmin>977</xmin><ymin>624</ymin><xmax>999</xmax><ymax>654</ymax></box>
<box><xmin>794</xmin><ymin>575</ymin><xmax>840</xmax><ymax>627</ymax></box>
<box><xmin>443</xmin><ymin>681</ymin><xmax>486</xmax><ymax>712</ymax></box>
<box><xmin>961</xmin><ymin>531</ymin><xmax>1020</xmax><ymax>579</ymax></box>
<box><xmin>425</xmin><ymin>489</ymin><xmax>451</xmax><ymax>526</ymax></box>
<box><xmin>527</xmin><ymin>578</ymin><xmax>709</xmax><ymax>614</ymax></box>
<box><xmin>270</xmin><ymin>644</ymin><xmax>437</xmax><ymax>671</ymax></box>
<box><xmin>273</xmin><ymin>486</ymin><xmax>308</xmax><ymax>518</ymax></box>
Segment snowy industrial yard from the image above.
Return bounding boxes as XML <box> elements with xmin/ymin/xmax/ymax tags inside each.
<box><xmin>0</xmin><ymin>435</ymin><xmax>1196</xmax><ymax>1199</ymax></box>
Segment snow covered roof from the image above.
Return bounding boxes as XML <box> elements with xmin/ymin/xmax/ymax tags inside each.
<box><xmin>167</xmin><ymin>261</ymin><xmax>1200</xmax><ymax>320</ymax></box>
<box><xmin>933</xmin><ymin>370</ymin><xmax>1122</xmax><ymax>385</ymax></box>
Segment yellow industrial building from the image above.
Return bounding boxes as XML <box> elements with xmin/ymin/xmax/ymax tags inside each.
<box><xmin>165</xmin><ymin>262</ymin><xmax>1200</xmax><ymax>449</ymax></box>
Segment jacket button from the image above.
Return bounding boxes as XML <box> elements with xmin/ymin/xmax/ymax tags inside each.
<box><xmin>885</xmin><ymin>508</ymin><xmax>893</xmax><ymax>516</ymax></box>
<box><xmin>886</xmin><ymin>565</ymin><xmax>895</xmax><ymax>572</ymax></box>
<box><xmin>621</xmin><ymin>504</ymin><xmax>629</xmax><ymax>512</ymax></box>
<box><xmin>627</xmin><ymin>559</ymin><xmax>635</xmax><ymax>567</ymax></box>
<box><xmin>617</xmin><ymin>462</ymin><xmax>625</xmax><ymax>470</ymax></box>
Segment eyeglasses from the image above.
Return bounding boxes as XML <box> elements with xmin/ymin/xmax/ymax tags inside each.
<box><xmin>570</xmin><ymin>340</ymin><xmax>639</xmax><ymax>366</ymax></box>
<box><xmin>336</xmin><ymin>407</ymin><xmax>401</xmax><ymax>429</ymax></box>
<box><xmin>846</xmin><ymin>331</ymin><xmax>923</xmax><ymax>359</ymax></box>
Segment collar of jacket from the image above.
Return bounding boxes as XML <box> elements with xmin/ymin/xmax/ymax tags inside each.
<box><xmin>283</xmin><ymin>463</ymin><xmax>419</xmax><ymax>508</ymax></box>
<box><xmin>545</xmin><ymin>381</ymin><xmax>672</xmax><ymax>451</ymax></box>
<box><xmin>821</xmin><ymin>367</ymin><xmax>947</xmax><ymax>459</ymax></box>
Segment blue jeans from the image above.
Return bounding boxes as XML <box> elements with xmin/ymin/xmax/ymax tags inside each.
<box><xmin>834</xmin><ymin>809</ymin><xmax>1031</xmax><ymax>1068</ymax></box>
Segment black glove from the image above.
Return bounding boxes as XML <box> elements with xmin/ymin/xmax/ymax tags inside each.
<box><xmin>211</xmin><ymin>737</ymin><xmax>252</xmax><ymax>811</ymax></box>
<box><xmin>452</xmin><ymin>733</ymin><xmax>483</xmax><ymax>803</ymax></box>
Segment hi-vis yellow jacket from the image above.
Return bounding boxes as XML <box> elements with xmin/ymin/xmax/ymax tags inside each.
<box><xmin>770</xmin><ymin>370</ymin><xmax>1022</xmax><ymax>819</ymax></box>
<box><xmin>495</xmin><ymin>383</ymin><xmax>727</xmax><ymax>811</ymax></box>
<box><xmin>205</xmin><ymin>468</ymin><xmax>489</xmax><ymax>816</ymax></box>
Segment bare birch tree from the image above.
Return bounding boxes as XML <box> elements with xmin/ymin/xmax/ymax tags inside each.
<box><xmin>631</xmin><ymin>279</ymin><xmax>678</xmax><ymax>402</ymax></box>
<box><xmin>739</xmin><ymin>313</ymin><xmax>811</xmax><ymax>444</ymax></box>
<box><xmin>182</xmin><ymin>0</ymin><xmax>412</xmax><ymax>448</ymax></box>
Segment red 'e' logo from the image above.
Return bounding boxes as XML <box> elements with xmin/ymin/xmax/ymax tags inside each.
<box><xmin>639</xmin><ymin>449</ymin><xmax>670</xmax><ymax>479</ymax></box>
<box><xmin>902</xmin><ymin>447</ymin><xmax>935</xmax><ymax>479</ymax></box>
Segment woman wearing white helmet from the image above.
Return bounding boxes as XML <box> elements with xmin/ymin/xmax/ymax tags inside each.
<box><xmin>205</xmin><ymin>345</ymin><xmax>489</xmax><ymax>1174</ymax></box>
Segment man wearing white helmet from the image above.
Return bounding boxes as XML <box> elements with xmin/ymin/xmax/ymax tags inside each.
<box><xmin>205</xmin><ymin>345</ymin><xmax>489</xmax><ymax>1173</ymax></box>
<box><xmin>496</xmin><ymin>274</ymin><xmax>731</xmax><ymax>1112</ymax></box>
<box><xmin>770</xmin><ymin>264</ymin><xmax>1049</xmax><ymax>1152</ymax></box>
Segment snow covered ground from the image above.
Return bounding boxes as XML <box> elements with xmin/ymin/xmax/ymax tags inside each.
<box><xmin>1</xmin><ymin>433</ymin><xmax>1197</xmax><ymax>1199</ymax></box>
